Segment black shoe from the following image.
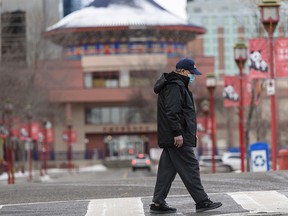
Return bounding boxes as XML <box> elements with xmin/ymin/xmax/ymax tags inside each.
<box><xmin>195</xmin><ymin>199</ymin><xmax>222</xmax><ymax>212</ymax></box>
<box><xmin>150</xmin><ymin>203</ymin><xmax>177</xmax><ymax>214</ymax></box>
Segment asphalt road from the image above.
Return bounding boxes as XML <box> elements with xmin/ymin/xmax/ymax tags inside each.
<box><xmin>0</xmin><ymin>168</ymin><xmax>288</xmax><ymax>216</ymax></box>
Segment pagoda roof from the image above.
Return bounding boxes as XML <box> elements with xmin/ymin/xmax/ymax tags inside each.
<box><xmin>47</xmin><ymin>0</ymin><xmax>204</xmax><ymax>31</ymax></box>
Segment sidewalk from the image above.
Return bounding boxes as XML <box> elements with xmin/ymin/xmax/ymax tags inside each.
<box><xmin>0</xmin><ymin>164</ymin><xmax>107</xmax><ymax>183</ymax></box>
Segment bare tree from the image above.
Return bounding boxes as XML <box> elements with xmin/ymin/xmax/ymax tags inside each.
<box><xmin>0</xmin><ymin>7</ymin><xmax>62</xmax><ymax>123</ymax></box>
<box><xmin>126</xmin><ymin>67</ymin><xmax>162</xmax><ymax>124</ymax></box>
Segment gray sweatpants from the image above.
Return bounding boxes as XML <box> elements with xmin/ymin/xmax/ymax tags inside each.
<box><xmin>152</xmin><ymin>146</ymin><xmax>208</xmax><ymax>204</ymax></box>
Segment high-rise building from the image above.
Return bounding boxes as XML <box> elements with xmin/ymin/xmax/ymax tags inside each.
<box><xmin>1</xmin><ymin>10</ymin><xmax>26</xmax><ymax>62</ymax></box>
<box><xmin>186</xmin><ymin>0</ymin><xmax>287</xmax><ymax>77</ymax></box>
<box><xmin>0</xmin><ymin>0</ymin><xmax>62</xmax><ymax>62</ymax></box>
<box><xmin>62</xmin><ymin>0</ymin><xmax>82</xmax><ymax>17</ymax></box>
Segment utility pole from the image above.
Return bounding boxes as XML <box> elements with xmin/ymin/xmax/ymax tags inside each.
<box><xmin>0</xmin><ymin>0</ymin><xmax>3</xmax><ymax>62</ymax></box>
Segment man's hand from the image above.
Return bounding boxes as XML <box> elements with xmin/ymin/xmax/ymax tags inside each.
<box><xmin>174</xmin><ymin>135</ymin><xmax>183</xmax><ymax>148</ymax></box>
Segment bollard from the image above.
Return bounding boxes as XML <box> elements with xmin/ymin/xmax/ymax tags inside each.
<box><xmin>278</xmin><ymin>149</ymin><xmax>288</xmax><ymax>170</ymax></box>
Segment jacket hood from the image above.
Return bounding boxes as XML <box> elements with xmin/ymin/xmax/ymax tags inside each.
<box><xmin>153</xmin><ymin>72</ymin><xmax>188</xmax><ymax>94</ymax></box>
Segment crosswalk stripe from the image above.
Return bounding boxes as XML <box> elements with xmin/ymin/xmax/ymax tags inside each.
<box><xmin>228</xmin><ymin>190</ymin><xmax>288</xmax><ymax>213</ymax></box>
<box><xmin>85</xmin><ymin>197</ymin><xmax>145</xmax><ymax>216</ymax></box>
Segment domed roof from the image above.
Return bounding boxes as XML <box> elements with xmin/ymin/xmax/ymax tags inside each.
<box><xmin>47</xmin><ymin>0</ymin><xmax>197</xmax><ymax>31</ymax></box>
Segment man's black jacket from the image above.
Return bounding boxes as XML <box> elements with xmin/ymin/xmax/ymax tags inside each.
<box><xmin>154</xmin><ymin>72</ymin><xmax>197</xmax><ymax>148</ymax></box>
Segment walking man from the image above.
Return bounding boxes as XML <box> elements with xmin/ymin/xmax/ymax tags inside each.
<box><xmin>150</xmin><ymin>58</ymin><xmax>222</xmax><ymax>214</ymax></box>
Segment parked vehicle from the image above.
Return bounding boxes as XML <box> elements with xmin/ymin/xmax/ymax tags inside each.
<box><xmin>222</xmin><ymin>152</ymin><xmax>242</xmax><ymax>171</ymax></box>
<box><xmin>131</xmin><ymin>154</ymin><xmax>151</xmax><ymax>171</ymax></box>
<box><xmin>198</xmin><ymin>155</ymin><xmax>223</xmax><ymax>166</ymax></box>
<box><xmin>198</xmin><ymin>155</ymin><xmax>233</xmax><ymax>172</ymax></box>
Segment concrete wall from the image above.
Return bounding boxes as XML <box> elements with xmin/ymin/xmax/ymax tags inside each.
<box><xmin>82</xmin><ymin>54</ymin><xmax>167</xmax><ymax>72</ymax></box>
<box><xmin>53</xmin><ymin>103</ymin><xmax>86</xmax><ymax>153</ymax></box>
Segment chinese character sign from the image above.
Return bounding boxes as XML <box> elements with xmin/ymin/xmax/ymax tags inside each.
<box><xmin>248</xmin><ymin>38</ymin><xmax>269</xmax><ymax>79</ymax></box>
<box><xmin>275</xmin><ymin>38</ymin><xmax>288</xmax><ymax>78</ymax></box>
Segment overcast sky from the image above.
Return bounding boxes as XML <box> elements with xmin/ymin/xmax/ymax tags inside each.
<box><xmin>81</xmin><ymin>0</ymin><xmax>187</xmax><ymax>20</ymax></box>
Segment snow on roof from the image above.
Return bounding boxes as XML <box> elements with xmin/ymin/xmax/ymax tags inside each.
<box><xmin>47</xmin><ymin>0</ymin><xmax>191</xmax><ymax>31</ymax></box>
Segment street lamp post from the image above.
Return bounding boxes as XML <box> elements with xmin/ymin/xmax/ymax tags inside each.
<box><xmin>4</xmin><ymin>101</ymin><xmax>14</xmax><ymax>184</ymax></box>
<box><xmin>206</xmin><ymin>74</ymin><xmax>217</xmax><ymax>174</ymax></box>
<box><xmin>25</xmin><ymin>105</ymin><xmax>33</xmax><ymax>182</ymax></box>
<box><xmin>234</xmin><ymin>42</ymin><xmax>248</xmax><ymax>173</ymax></box>
<box><xmin>201</xmin><ymin>99</ymin><xmax>209</xmax><ymax>156</ymax></box>
<box><xmin>43</xmin><ymin>119</ymin><xmax>50</xmax><ymax>175</ymax></box>
<box><xmin>259</xmin><ymin>0</ymin><xmax>280</xmax><ymax>171</ymax></box>
<box><xmin>201</xmin><ymin>99</ymin><xmax>209</xmax><ymax>132</ymax></box>
<box><xmin>67</xmin><ymin>122</ymin><xmax>72</xmax><ymax>173</ymax></box>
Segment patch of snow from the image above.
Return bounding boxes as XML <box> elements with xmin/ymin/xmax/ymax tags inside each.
<box><xmin>0</xmin><ymin>165</ymin><xmax>107</xmax><ymax>181</ymax></box>
<box><xmin>0</xmin><ymin>171</ymin><xmax>29</xmax><ymax>181</ymax></box>
<box><xmin>79</xmin><ymin>164</ymin><xmax>107</xmax><ymax>172</ymax></box>
<box><xmin>40</xmin><ymin>175</ymin><xmax>52</xmax><ymax>182</ymax></box>
<box><xmin>47</xmin><ymin>0</ymin><xmax>188</xmax><ymax>31</ymax></box>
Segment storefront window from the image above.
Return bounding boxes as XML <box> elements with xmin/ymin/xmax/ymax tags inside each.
<box><xmin>90</xmin><ymin>109</ymin><xmax>101</xmax><ymax>124</ymax></box>
<box><xmin>85</xmin><ymin>107</ymin><xmax>142</xmax><ymax>124</ymax></box>
<box><xmin>104</xmin><ymin>135</ymin><xmax>148</xmax><ymax>160</ymax></box>
<box><xmin>101</xmin><ymin>108</ymin><xmax>110</xmax><ymax>124</ymax></box>
<box><xmin>111</xmin><ymin>108</ymin><xmax>120</xmax><ymax>123</ymax></box>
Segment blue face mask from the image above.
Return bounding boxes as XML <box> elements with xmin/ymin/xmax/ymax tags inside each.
<box><xmin>188</xmin><ymin>74</ymin><xmax>195</xmax><ymax>84</ymax></box>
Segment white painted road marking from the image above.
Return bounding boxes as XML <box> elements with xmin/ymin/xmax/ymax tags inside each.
<box><xmin>85</xmin><ymin>197</ymin><xmax>145</xmax><ymax>216</ymax></box>
<box><xmin>228</xmin><ymin>190</ymin><xmax>288</xmax><ymax>213</ymax></box>
<box><xmin>1</xmin><ymin>191</ymin><xmax>287</xmax><ymax>215</ymax></box>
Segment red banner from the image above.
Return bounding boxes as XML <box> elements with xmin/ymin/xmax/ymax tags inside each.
<box><xmin>31</xmin><ymin>122</ymin><xmax>40</xmax><ymax>141</ymax></box>
<box><xmin>248</xmin><ymin>38</ymin><xmax>269</xmax><ymax>79</ymax></box>
<box><xmin>223</xmin><ymin>76</ymin><xmax>253</xmax><ymax>107</ymax></box>
<box><xmin>39</xmin><ymin>128</ymin><xmax>54</xmax><ymax>143</ymax></box>
<box><xmin>197</xmin><ymin>117</ymin><xmax>209</xmax><ymax>135</ymax></box>
<box><xmin>19</xmin><ymin>124</ymin><xmax>29</xmax><ymax>141</ymax></box>
<box><xmin>20</xmin><ymin>122</ymin><xmax>40</xmax><ymax>141</ymax></box>
<box><xmin>63</xmin><ymin>130</ymin><xmax>77</xmax><ymax>144</ymax></box>
<box><xmin>45</xmin><ymin>128</ymin><xmax>54</xmax><ymax>143</ymax></box>
<box><xmin>275</xmin><ymin>38</ymin><xmax>288</xmax><ymax>78</ymax></box>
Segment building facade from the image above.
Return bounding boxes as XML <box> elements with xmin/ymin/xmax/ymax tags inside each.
<box><xmin>43</xmin><ymin>0</ymin><xmax>210</xmax><ymax>163</ymax></box>
<box><xmin>1</xmin><ymin>0</ymin><xmax>217</xmax><ymax>168</ymax></box>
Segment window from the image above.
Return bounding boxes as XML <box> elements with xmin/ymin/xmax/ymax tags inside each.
<box><xmin>1</xmin><ymin>11</ymin><xmax>26</xmax><ymax>62</ymax></box>
<box><xmin>85</xmin><ymin>107</ymin><xmax>142</xmax><ymax>124</ymax></box>
<box><xmin>194</xmin><ymin>7</ymin><xmax>202</xmax><ymax>13</ymax></box>
<box><xmin>111</xmin><ymin>108</ymin><xmax>120</xmax><ymax>123</ymax></box>
<box><xmin>87</xmin><ymin>71</ymin><xmax>119</xmax><ymax>88</ymax></box>
<box><xmin>101</xmin><ymin>108</ymin><xmax>110</xmax><ymax>124</ymax></box>
<box><xmin>90</xmin><ymin>108</ymin><xmax>101</xmax><ymax>124</ymax></box>
<box><xmin>84</xmin><ymin>73</ymin><xmax>92</xmax><ymax>88</ymax></box>
<box><xmin>203</xmin><ymin>17</ymin><xmax>209</xmax><ymax>25</ymax></box>
<box><xmin>84</xmin><ymin>70</ymin><xmax>155</xmax><ymax>88</ymax></box>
